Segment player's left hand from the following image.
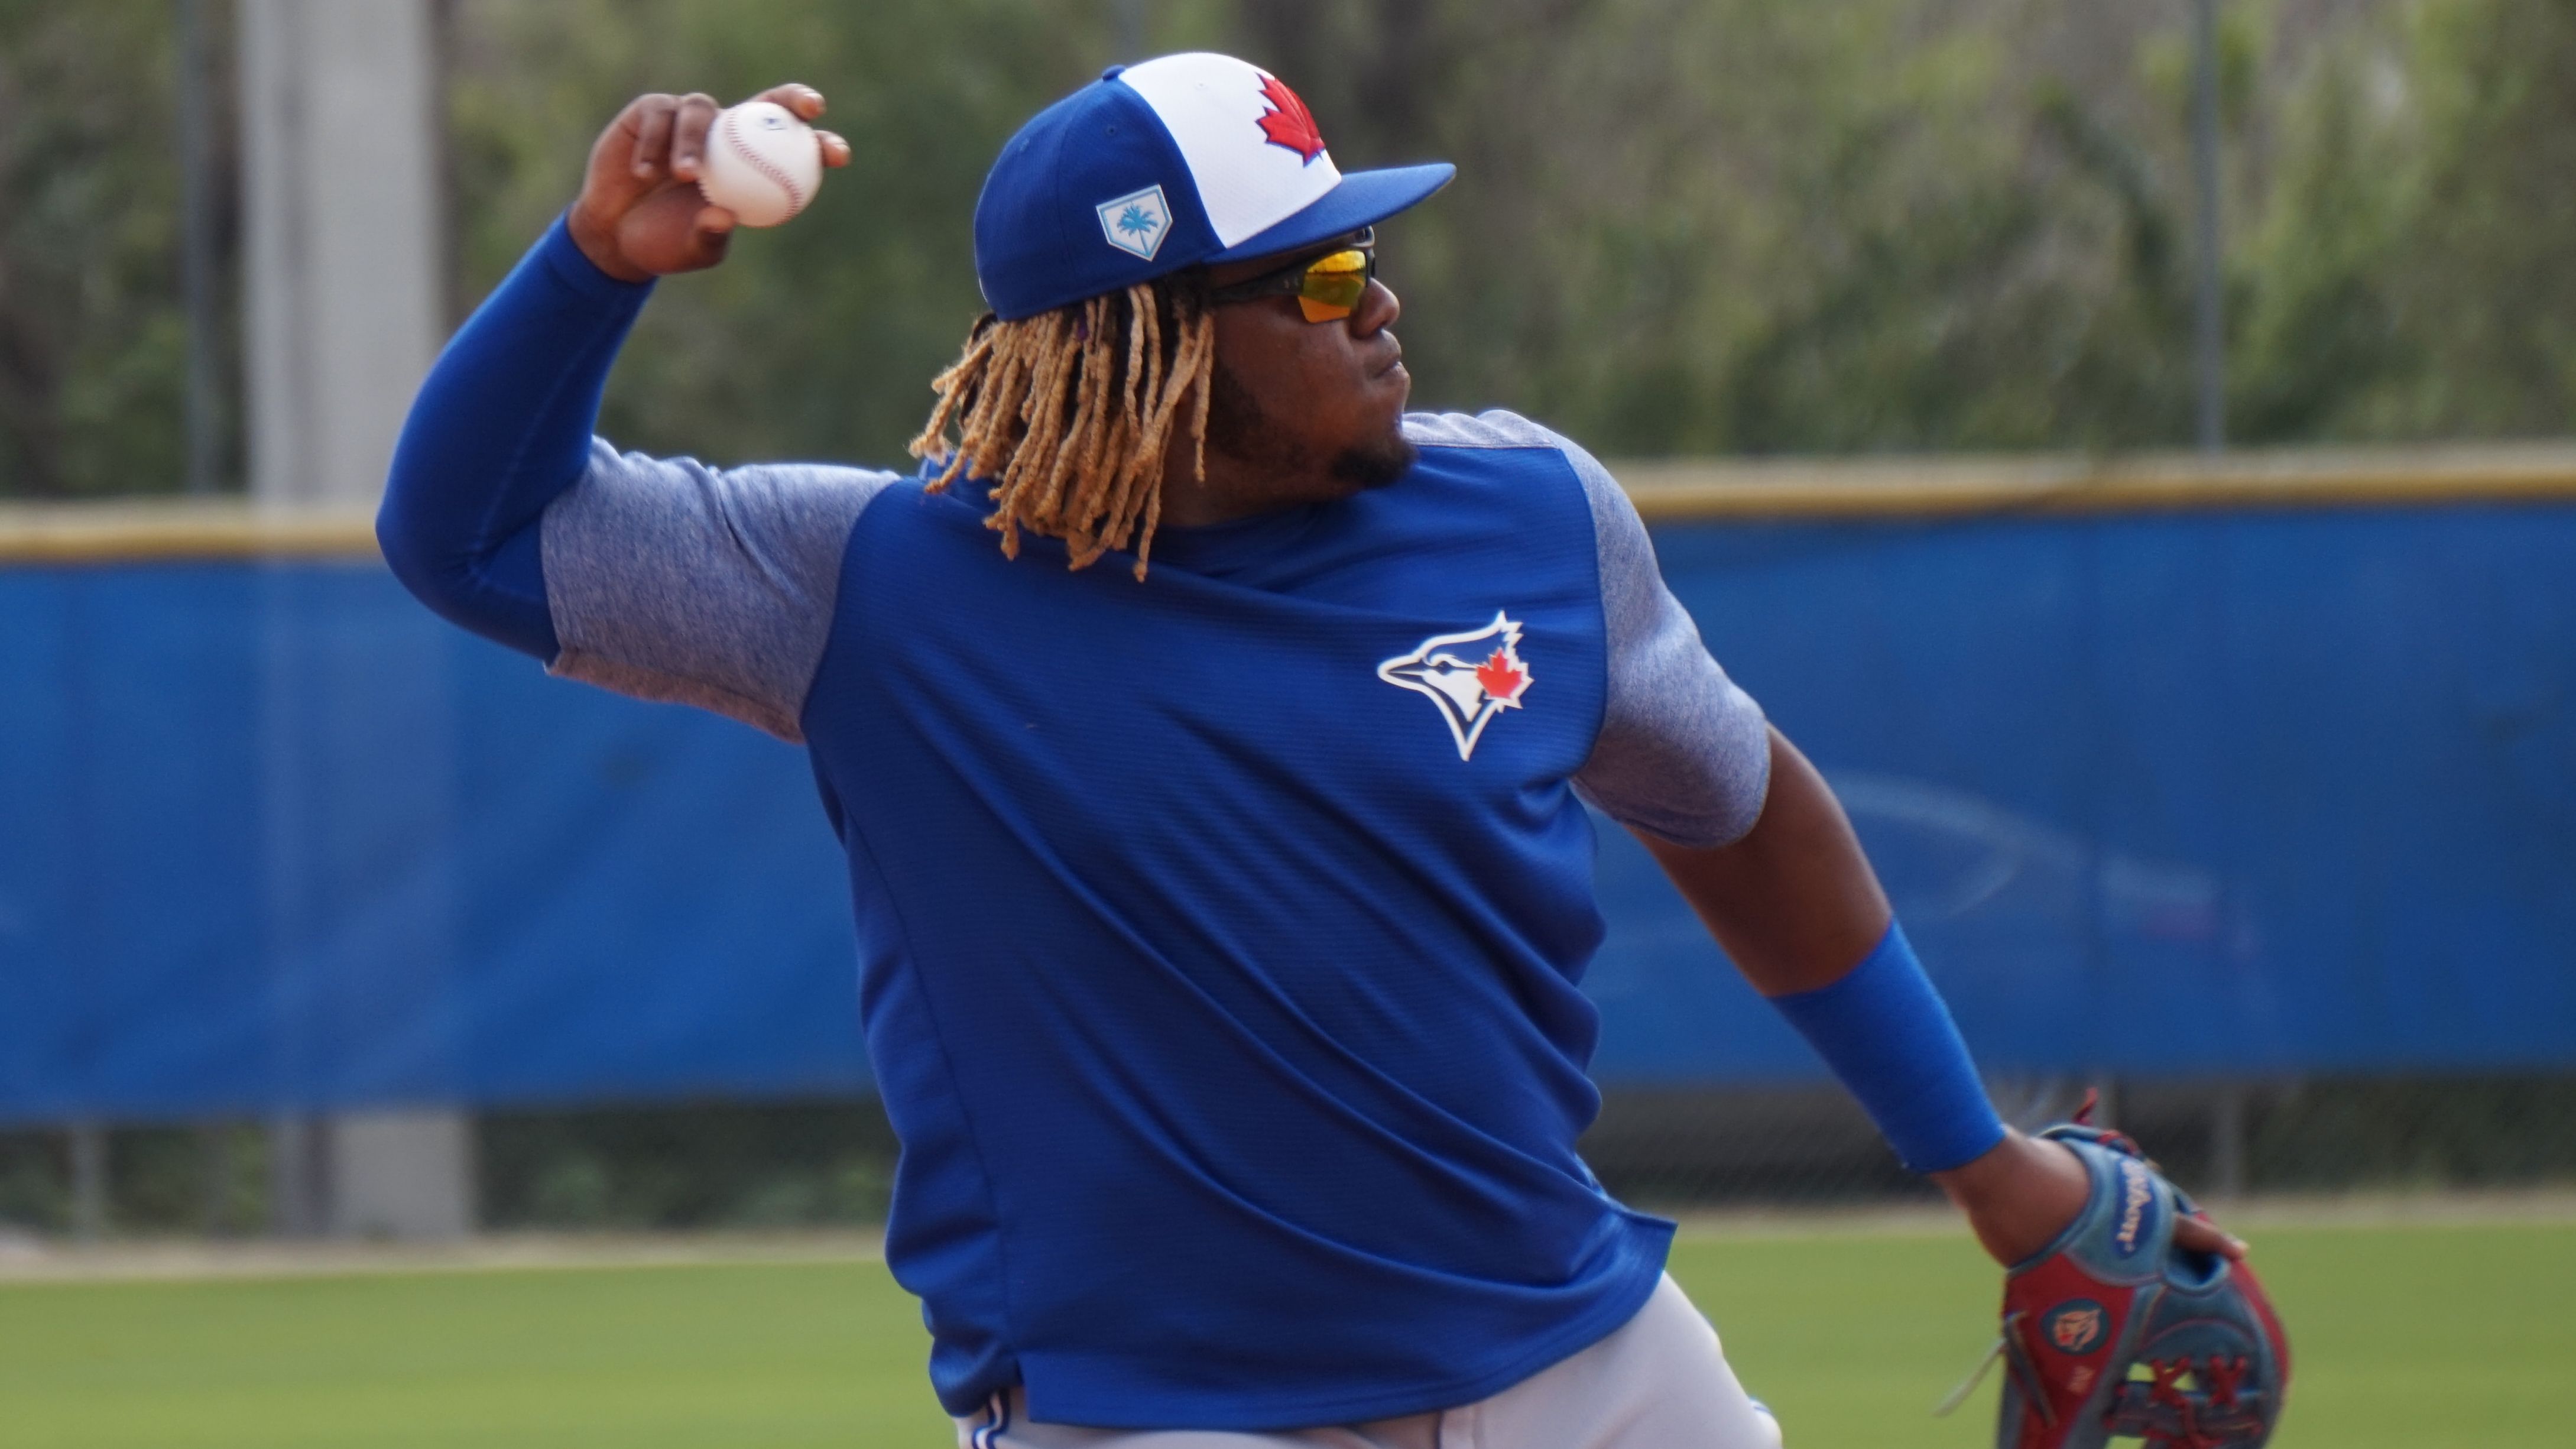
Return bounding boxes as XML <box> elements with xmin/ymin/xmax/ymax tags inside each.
<box><xmin>1933</xmin><ymin>1129</ymin><xmax>2249</xmax><ymax>1267</ymax></box>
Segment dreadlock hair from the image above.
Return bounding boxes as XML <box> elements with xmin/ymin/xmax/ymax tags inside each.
<box><xmin>908</xmin><ymin>272</ymin><xmax>1218</xmax><ymax>580</ymax></box>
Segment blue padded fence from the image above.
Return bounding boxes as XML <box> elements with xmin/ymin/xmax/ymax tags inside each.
<box><xmin>5</xmin><ymin>501</ymin><xmax>2574</xmax><ymax>1123</ymax></box>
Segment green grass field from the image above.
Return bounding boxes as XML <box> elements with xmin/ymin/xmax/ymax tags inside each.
<box><xmin>2</xmin><ymin>1221</ymin><xmax>2566</xmax><ymax>1448</ymax></box>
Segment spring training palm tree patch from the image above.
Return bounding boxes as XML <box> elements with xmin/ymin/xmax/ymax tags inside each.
<box><xmin>1096</xmin><ymin>184</ymin><xmax>1173</xmax><ymax>260</ymax></box>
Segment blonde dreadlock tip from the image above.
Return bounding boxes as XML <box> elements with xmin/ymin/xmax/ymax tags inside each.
<box><xmin>908</xmin><ymin>273</ymin><xmax>1217</xmax><ymax>581</ymax></box>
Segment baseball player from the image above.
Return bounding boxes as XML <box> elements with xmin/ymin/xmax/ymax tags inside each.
<box><xmin>382</xmin><ymin>56</ymin><xmax>2248</xmax><ymax>1448</ymax></box>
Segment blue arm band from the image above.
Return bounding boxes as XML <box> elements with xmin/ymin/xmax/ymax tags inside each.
<box><xmin>1766</xmin><ymin>921</ymin><xmax>2005</xmax><ymax>1174</ymax></box>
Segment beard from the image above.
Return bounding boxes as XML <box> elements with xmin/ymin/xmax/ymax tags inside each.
<box><xmin>1328</xmin><ymin>429</ymin><xmax>1420</xmax><ymax>490</ymax></box>
<box><xmin>1205</xmin><ymin>362</ymin><xmax>1417</xmax><ymax>493</ymax></box>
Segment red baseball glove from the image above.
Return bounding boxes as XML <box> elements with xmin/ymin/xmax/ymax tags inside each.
<box><xmin>1956</xmin><ymin>1106</ymin><xmax>2291</xmax><ymax>1449</ymax></box>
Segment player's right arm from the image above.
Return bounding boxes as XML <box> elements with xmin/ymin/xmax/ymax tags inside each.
<box><xmin>378</xmin><ymin>89</ymin><xmax>871</xmax><ymax>740</ymax></box>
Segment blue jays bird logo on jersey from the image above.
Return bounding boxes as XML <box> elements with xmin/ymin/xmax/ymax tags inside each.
<box><xmin>1377</xmin><ymin>612</ymin><xmax>1534</xmax><ymax>761</ymax></box>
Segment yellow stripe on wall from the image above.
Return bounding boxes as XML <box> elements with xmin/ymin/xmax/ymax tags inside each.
<box><xmin>0</xmin><ymin>502</ymin><xmax>380</xmax><ymax>563</ymax></box>
<box><xmin>5</xmin><ymin>443</ymin><xmax>2575</xmax><ymax>562</ymax></box>
<box><xmin>1610</xmin><ymin>442</ymin><xmax>2576</xmax><ymax>522</ymax></box>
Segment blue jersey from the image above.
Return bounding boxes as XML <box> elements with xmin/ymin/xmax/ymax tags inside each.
<box><xmin>817</xmin><ymin>442</ymin><xmax>1649</xmax><ymax>1427</ymax></box>
<box><xmin>380</xmin><ymin>221</ymin><xmax>1771</xmax><ymax>1431</ymax></box>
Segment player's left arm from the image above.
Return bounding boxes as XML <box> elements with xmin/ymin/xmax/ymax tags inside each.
<box><xmin>1559</xmin><ymin>432</ymin><xmax>2241</xmax><ymax>1267</ymax></box>
<box><xmin>1636</xmin><ymin>730</ymin><xmax>2238</xmax><ymax>1266</ymax></box>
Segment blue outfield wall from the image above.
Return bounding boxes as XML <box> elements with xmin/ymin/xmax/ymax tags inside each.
<box><xmin>4</xmin><ymin>502</ymin><xmax>2574</xmax><ymax>1123</ymax></box>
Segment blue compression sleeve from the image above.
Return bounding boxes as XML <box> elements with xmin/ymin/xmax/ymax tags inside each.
<box><xmin>1767</xmin><ymin>922</ymin><xmax>2006</xmax><ymax>1173</ymax></box>
<box><xmin>377</xmin><ymin>218</ymin><xmax>654</xmax><ymax>660</ymax></box>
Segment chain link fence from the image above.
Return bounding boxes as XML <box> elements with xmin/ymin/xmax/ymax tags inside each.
<box><xmin>6</xmin><ymin>1075</ymin><xmax>2573</xmax><ymax>1241</ymax></box>
<box><xmin>1587</xmin><ymin>1075</ymin><xmax>2576</xmax><ymax>1210</ymax></box>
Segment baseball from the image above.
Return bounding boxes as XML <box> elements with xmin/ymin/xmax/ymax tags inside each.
<box><xmin>698</xmin><ymin>100</ymin><xmax>823</xmax><ymax>227</ymax></box>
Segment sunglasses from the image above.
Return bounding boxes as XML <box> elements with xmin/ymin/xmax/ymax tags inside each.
<box><xmin>1206</xmin><ymin>228</ymin><xmax>1377</xmax><ymax>323</ymax></box>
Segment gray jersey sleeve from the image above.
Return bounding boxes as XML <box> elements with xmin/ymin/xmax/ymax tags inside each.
<box><xmin>1404</xmin><ymin>411</ymin><xmax>1773</xmax><ymax>847</ymax></box>
<box><xmin>1566</xmin><ymin>437</ymin><xmax>1772</xmax><ymax>846</ymax></box>
<box><xmin>541</xmin><ymin>439</ymin><xmax>898</xmax><ymax>743</ymax></box>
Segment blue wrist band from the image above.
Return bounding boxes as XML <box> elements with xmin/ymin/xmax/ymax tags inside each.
<box><xmin>1767</xmin><ymin>921</ymin><xmax>2006</xmax><ymax>1174</ymax></box>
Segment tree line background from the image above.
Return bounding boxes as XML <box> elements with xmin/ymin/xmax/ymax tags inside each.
<box><xmin>1</xmin><ymin>0</ymin><xmax>2569</xmax><ymax>501</ymax></box>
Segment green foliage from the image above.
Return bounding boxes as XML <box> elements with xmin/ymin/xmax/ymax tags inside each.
<box><xmin>445</xmin><ymin>0</ymin><xmax>1184</xmax><ymax>470</ymax></box>
<box><xmin>476</xmin><ymin>1100</ymin><xmax>897</xmax><ymax>1230</ymax></box>
<box><xmin>0</xmin><ymin>1132</ymin><xmax>67</xmax><ymax>1232</ymax></box>
<box><xmin>4</xmin><ymin>0</ymin><xmax>2572</xmax><ymax>498</ymax></box>
<box><xmin>449</xmin><ymin>0</ymin><xmax>2569</xmax><ymax>466</ymax></box>
<box><xmin>2246</xmin><ymin>1077</ymin><xmax>2576</xmax><ymax>1190</ymax></box>
<box><xmin>2232</xmin><ymin>23</ymin><xmax>2412</xmax><ymax>442</ymax></box>
<box><xmin>0</xmin><ymin>0</ymin><xmax>205</xmax><ymax>498</ymax></box>
<box><xmin>2349</xmin><ymin>0</ymin><xmax>2576</xmax><ymax>436</ymax></box>
<box><xmin>0</xmin><ymin>1125</ymin><xmax>266</xmax><ymax>1237</ymax></box>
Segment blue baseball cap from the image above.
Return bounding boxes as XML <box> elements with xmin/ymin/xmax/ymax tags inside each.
<box><xmin>974</xmin><ymin>53</ymin><xmax>1455</xmax><ymax>320</ymax></box>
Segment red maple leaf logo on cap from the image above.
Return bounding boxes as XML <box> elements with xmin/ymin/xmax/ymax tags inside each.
<box><xmin>1255</xmin><ymin>74</ymin><xmax>1327</xmax><ymax>163</ymax></box>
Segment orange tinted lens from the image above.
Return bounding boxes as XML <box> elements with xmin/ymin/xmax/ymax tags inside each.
<box><xmin>1295</xmin><ymin>249</ymin><xmax>1370</xmax><ymax>322</ymax></box>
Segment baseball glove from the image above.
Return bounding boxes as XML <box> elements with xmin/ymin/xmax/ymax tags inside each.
<box><xmin>1953</xmin><ymin>1102</ymin><xmax>2291</xmax><ymax>1449</ymax></box>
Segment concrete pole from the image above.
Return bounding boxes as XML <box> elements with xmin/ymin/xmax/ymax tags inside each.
<box><xmin>239</xmin><ymin>0</ymin><xmax>472</xmax><ymax>1241</ymax></box>
<box><xmin>238</xmin><ymin>0</ymin><xmax>444</xmax><ymax>508</ymax></box>
<box><xmin>266</xmin><ymin>1111</ymin><xmax>325</xmax><ymax>1237</ymax></box>
<box><xmin>330</xmin><ymin>1110</ymin><xmax>478</xmax><ymax>1239</ymax></box>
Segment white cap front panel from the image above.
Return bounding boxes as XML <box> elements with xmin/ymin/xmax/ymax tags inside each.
<box><xmin>1115</xmin><ymin>53</ymin><xmax>1344</xmax><ymax>250</ymax></box>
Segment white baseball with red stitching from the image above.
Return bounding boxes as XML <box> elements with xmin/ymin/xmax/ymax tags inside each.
<box><xmin>699</xmin><ymin>101</ymin><xmax>822</xmax><ymax>228</ymax></box>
